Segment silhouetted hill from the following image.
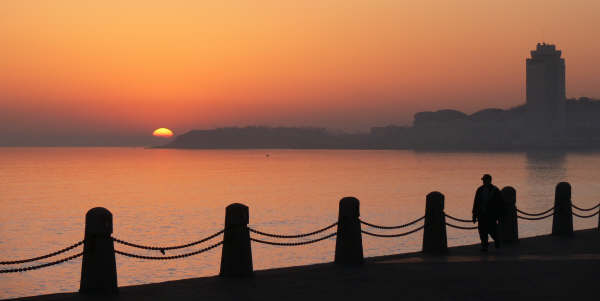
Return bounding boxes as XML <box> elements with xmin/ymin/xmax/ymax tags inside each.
<box><xmin>163</xmin><ymin>126</ymin><xmax>376</xmax><ymax>149</ymax></box>
<box><xmin>413</xmin><ymin>109</ymin><xmax>468</xmax><ymax>127</ymax></box>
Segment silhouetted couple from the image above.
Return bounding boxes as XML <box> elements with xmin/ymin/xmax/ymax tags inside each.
<box><xmin>472</xmin><ymin>174</ymin><xmax>503</xmax><ymax>252</ymax></box>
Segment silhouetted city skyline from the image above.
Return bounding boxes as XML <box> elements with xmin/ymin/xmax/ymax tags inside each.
<box><xmin>164</xmin><ymin>44</ymin><xmax>600</xmax><ymax>150</ymax></box>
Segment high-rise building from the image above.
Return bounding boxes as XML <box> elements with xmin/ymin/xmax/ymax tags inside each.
<box><xmin>526</xmin><ymin>43</ymin><xmax>566</xmax><ymax>138</ymax></box>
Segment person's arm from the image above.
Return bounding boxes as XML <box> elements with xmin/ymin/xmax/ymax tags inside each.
<box><xmin>495</xmin><ymin>187</ymin><xmax>505</xmax><ymax>222</ymax></box>
<box><xmin>472</xmin><ymin>188</ymin><xmax>480</xmax><ymax>223</ymax></box>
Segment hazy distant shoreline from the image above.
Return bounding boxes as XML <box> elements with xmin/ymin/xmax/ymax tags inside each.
<box><xmin>157</xmin><ymin>145</ymin><xmax>600</xmax><ymax>151</ymax></box>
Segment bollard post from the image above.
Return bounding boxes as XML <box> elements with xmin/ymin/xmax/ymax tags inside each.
<box><xmin>422</xmin><ymin>192</ymin><xmax>447</xmax><ymax>254</ymax></box>
<box><xmin>552</xmin><ymin>182</ymin><xmax>574</xmax><ymax>237</ymax></box>
<box><xmin>500</xmin><ymin>186</ymin><xmax>518</xmax><ymax>243</ymax></box>
<box><xmin>80</xmin><ymin>207</ymin><xmax>118</xmax><ymax>295</ymax></box>
<box><xmin>334</xmin><ymin>197</ymin><xmax>363</xmax><ymax>265</ymax></box>
<box><xmin>220</xmin><ymin>203</ymin><xmax>253</xmax><ymax>277</ymax></box>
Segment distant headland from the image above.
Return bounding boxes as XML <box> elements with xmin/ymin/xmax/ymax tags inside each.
<box><xmin>160</xmin><ymin>96</ymin><xmax>600</xmax><ymax>150</ymax></box>
<box><xmin>161</xmin><ymin>44</ymin><xmax>600</xmax><ymax>151</ymax></box>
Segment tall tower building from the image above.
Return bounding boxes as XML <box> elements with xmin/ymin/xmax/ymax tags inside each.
<box><xmin>526</xmin><ymin>43</ymin><xmax>566</xmax><ymax>138</ymax></box>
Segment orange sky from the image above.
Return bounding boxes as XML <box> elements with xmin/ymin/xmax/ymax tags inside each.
<box><xmin>1</xmin><ymin>0</ymin><xmax>599</xmax><ymax>145</ymax></box>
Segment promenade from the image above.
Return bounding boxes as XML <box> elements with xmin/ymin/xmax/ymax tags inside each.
<box><xmin>13</xmin><ymin>228</ymin><xmax>600</xmax><ymax>301</ymax></box>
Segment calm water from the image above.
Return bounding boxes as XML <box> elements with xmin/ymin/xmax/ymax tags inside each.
<box><xmin>1</xmin><ymin>148</ymin><xmax>599</xmax><ymax>299</ymax></box>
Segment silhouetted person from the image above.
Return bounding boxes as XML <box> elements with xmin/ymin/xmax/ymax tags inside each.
<box><xmin>472</xmin><ymin>174</ymin><xmax>504</xmax><ymax>251</ymax></box>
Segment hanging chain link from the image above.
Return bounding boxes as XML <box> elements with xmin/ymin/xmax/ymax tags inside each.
<box><xmin>516</xmin><ymin>207</ymin><xmax>554</xmax><ymax>216</ymax></box>
<box><xmin>572</xmin><ymin>203</ymin><xmax>600</xmax><ymax>212</ymax></box>
<box><xmin>361</xmin><ymin>225</ymin><xmax>425</xmax><ymax>237</ymax></box>
<box><xmin>445</xmin><ymin>222</ymin><xmax>478</xmax><ymax>230</ymax></box>
<box><xmin>112</xmin><ymin>230</ymin><xmax>224</xmax><ymax>253</ymax></box>
<box><xmin>114</xmin><ymin>241</ymin><xmax>223</xmax><ymax>260</ymax></box>
<box><xmin>1</xmin><ymin>241</ymin><xmax>83</xmax><ymax>265</ymax></box>
<box><xmin>248</xmin><ymin>222</ymin><xmax>337</xmax><ymax>239</ymax></box>
<box><xmin>572</xmin><ymin>210</ymin><xmax>600</xmax><ymax>219</ymax></box>
<box><xmin>359</xmin><ymin>216</ymin><xmax>425</xmax><ymax>230</ymax></box>
<box><xmin>444</xmin><ymin>214</ymin><xmax>473</xmax><ymax>223</ymax></box>
<box><xmin>0</xmin><ymin>252</ymin><xmax>83</xmax><ymax>273</ymax></box>
<box><xmin>250</xmin><ymin>232</ymin><xmax>336</xmax><ymax>246</ymax></box>
<box><xmin>517</xmin><ymin>213</ymin><xmax>554</xmax><ymax>220</ymax></box>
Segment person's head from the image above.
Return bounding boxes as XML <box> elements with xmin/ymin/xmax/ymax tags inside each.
<box><xmin>481</xmin><ymin>174</ymin><xmax>492</xmax><ymax>185</ymax></box>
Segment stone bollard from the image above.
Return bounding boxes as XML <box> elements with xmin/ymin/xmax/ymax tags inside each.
<box><xmin>422</xmin><ymin>192</ymin><xmax>447</xmax><ymax>254</ymax></box>
<box><xmin>220</xmin><ymin>203</ymin><xmax>253</xmax><ymax>277</ymax></box>
<box><xmin>552</xmin><ymin>182</ymin><xmax>574</xmax><ymax>237</ymax></box>
<box><xmin>334</xmin><ymin>197</ymin><xmax>363</xmax><ymax>265</ymax></box>
<box><xmin>500</xmin><ymin>186</ymin><xmax>518</xmax><ymax>243</ymax></box>
<box><xmin>80</xmin><ymin>207</ymin><xmax>118</xmax><ymax>295</ymax></box>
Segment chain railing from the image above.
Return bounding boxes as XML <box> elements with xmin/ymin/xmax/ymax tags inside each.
<box><xmin>359</xmin><ymin>216</ymin><xmax>425</xmax><ymax>230</ymax></box>
<box><xmin>250</xmin><ymin>232</ymin><xmax>336</xmax><ymax>246</ymax></box>
<box><xmin>361</xmin><ymin>225</ymin><xmax>425</xmax><ymax>237</ymax></box>
<box><xmin>0</xmin><ymin>252</ymin><xmax>83</xmax><ymax>274</ymax></box>
<box><xmin>247</xmin><ymin>221</ymin><xmax>338</xmax><ymax>246</ymax></box>
<box><xmin>516</xmin><ymin>206</ymin><xmax>555</xmax><ymax>221</ymax></box>
<box><xmin>112</xmin><ymin>230</ymin><xmax>224</xmax><ymax>254</ymax></box>
<box><xmin>444</xmin><ymin>213</ymin><xmax>473</xmax><ymax>223</ymax></box>
<box><xmin>446</xmin><ymin>223</ymin><xmax>478</xmax><ymax>230</ymax></box>
<box><xmin>572</xmin><ymin>210</ymin><xmax>600</xmax><ymax>219</ymax></box>
<box><xmin>358</xmin><ymin>215</ymin><xmax>425</xmax><ymax>237</ymax></box>
<box><xmin>516</xmin><ymin>207</ymin><xmax>554</xmax><ymax>216</ymax></box>
<box><xmin>248</xmin><ymin>222</ymin><xmax>337</xmax><ymax>239</ymax></box>
<box><xmin>114</xmin><ymin>241</ymin><xmax>223</xmax><ymax>260</ymax></box>
<box><xmin>572</xmin><ymin>203</ymin><xmax>600</xmax><ymax>212</ymax></box>
<box><xmin>444</xmin><ymin>213</ymin><xmax>478</xmax><ymax>230</ymax></box>
<box><xmin>517</xmin><ymin>213</ymin><xmax>554</xmax><ymax>220</ymax></box>
<box><xmin>571</xmin><ymin>202</ymin><xmax>600</xmax><ymax>219</ymax></box>
<box><xmin>569</xmin><ymin>202</ymin><xmax>600</xmax><ymax>218</ymax></box>
<box><xmin>0</xmin><ymin>240</ymin><xmax>84</xmax><ymax>273</ymax></box>
<box><xmin>2</xmin><ymin>199</ymin><xmax>599</xmax><ymax>274</ymax></box>
<box><xmin>0</xmin><ymin>240</ymin><xmax>83</xmax><ymax>265</ymax></box>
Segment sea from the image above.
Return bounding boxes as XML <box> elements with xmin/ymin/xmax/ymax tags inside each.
<box><xmin>1</xmin><ymin>147</ymin><xmax>599</xmax><ymax>299</ymax></box>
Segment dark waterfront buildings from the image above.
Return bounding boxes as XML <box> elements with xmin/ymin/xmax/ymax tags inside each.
<box><xmin>404</xmin><ymin>42</ymin><xmax>600</xmax><ymax>150</ymax></box>
<box><xmin>526</xmin><ymin>43</ymin><xmax>566</xmax><ymax>140</ymax></box>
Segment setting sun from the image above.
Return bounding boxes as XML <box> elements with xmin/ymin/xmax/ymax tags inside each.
<box><xmin>152</xmin><ymin>128</ymin><xmax>174</xmax><ymax>138</ymax></box>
